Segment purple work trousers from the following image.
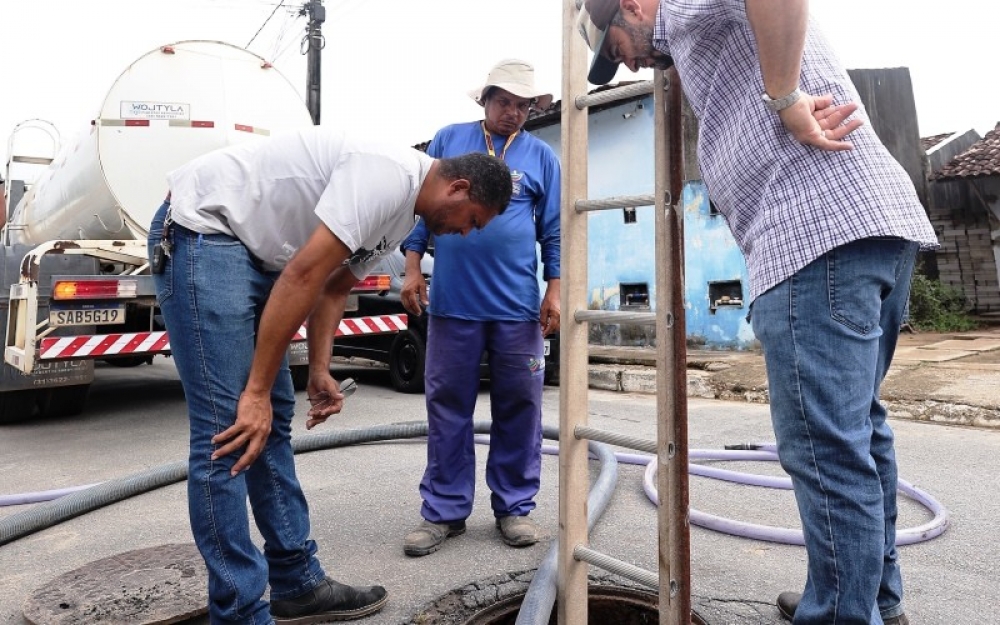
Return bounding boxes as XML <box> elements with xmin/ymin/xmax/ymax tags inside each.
<box><xmin>419</xmin><ymin>316</ymin><xmax>545</xmax><ymax>523</ymax></box>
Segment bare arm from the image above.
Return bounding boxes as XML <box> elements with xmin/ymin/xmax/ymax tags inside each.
<box><xmin>746</xmin><ymin>0</ymin><xmax>808</xmax><ymax>100</ymax></box>
<box><xmin>746</xmin><ymin>0</ymin><xmax>863</xmax><ymax>150</ymax></box>
<box><xmin>212</xmin><ymin>223</ymin><xmax>352</xmax><ymax>475</ymax></box>
<box><xmin>303</xmin><ymin>266</ymin><xmax>359</xmax><ymax>429</ymax></box>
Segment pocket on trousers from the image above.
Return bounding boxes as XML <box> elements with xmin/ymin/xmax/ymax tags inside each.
<box><xmin>153</xmin><ymin>258</ymin><xmax>173</xmax><ymax>305</ymax></box>
<box><xmin>827</xmin><ymin>238</ymin><xmax>904</xmax><ymax>336</ymax></box>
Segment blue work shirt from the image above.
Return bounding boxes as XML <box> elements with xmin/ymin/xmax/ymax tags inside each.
<box><xmin>402</xmin><ymin>121</ymin><xmax>561</xmax><ymax>321</ymax></box>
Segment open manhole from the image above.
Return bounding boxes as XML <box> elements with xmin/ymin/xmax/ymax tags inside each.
<box><xmin>403</xmin><ymin>571</ymin><xmax>707</xmax><ymax>625</ymax></box>
<box><xmin>463</xmin><ymin>585</ymin><xmax>706</xmax><ymax>625</ymax></box>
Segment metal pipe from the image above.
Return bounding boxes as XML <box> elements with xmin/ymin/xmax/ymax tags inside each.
<box><xmin>575</xmin><ymin>81</ymin><xmax>655</xmax><ymax>110</ymax></box>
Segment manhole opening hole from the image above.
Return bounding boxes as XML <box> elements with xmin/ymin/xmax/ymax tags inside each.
<box><xmin>463</xmin><ymin>585</ymin><xmax>707</xmax><ymax>625</ymax></box>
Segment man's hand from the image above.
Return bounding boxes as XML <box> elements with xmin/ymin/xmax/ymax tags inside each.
<box><xmin>304</xmin><ymin>373</ymin><xmax>349</xmax><ymax>430</ymax></box>
<box><xmin>401</xmin><ymin>272</ymin><xmax>429</xmax><ymax>316</ymax></box>
<box><xmin>540</xmin><ymin>278</ymin><xmax>561</xmax><ymax>337</ymax></box>
<box><xmin>213</xmin><ymin>391</ymin><xmax>273</xmax><ymax>476</ymax></box>
<box><xmin>778</xmin><ymin>92</ymin><xmax>864</xmax><ymax>151</ymax></box>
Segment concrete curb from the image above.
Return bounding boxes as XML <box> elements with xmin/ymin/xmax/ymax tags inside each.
<box><xmin>586</xmin><ymin>359</ymin><xmax>1000</xmax><ymax>430</ymax></box>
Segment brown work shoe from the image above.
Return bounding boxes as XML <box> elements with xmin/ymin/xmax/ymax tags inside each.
<box><xmin>495</xmin><ymin>515</ymin><xmax>540</xmax><ymax>547</ymax></box>
<box><xmin>776</xmin><ymin>591</ymin><xmax>909</xmax><ymax>624</ymax></box>
<box><xmin>403</xmin><ymin>519</ymin><xmax>466</xmax><ymax>557</ymax></box>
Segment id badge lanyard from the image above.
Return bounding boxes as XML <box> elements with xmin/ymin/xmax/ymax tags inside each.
<box><xmin>481</xmin><ymin>122</ymin><xmax>518</xmax><ymax>161</ymax></box>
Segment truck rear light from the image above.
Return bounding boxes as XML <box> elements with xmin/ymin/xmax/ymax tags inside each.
<box><xmin>53</xmin><ymin>279</ymin><xmax>138</xmax><ymax>300</ymax></box>
<box><xmin>354</xmin><ymin>274</ymin><xmax>391</xmax><ymax>292</ymax></box>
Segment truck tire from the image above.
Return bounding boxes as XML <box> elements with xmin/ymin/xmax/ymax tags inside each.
<box><xmin>388</xmin><ymin>330</ymin><xmax>426</xmax><ymax>394</ymax></box>
<box><xmin>104</xmin><ymin>355</ymin><xmax>153</xmax><ymax>368</ymax></box>
<box><xmin>0</xmin><ymin>389</ymin><xmax>40</xmax><ymax>424</ymax></box>
<box><xmin>37</xmin><ymin>384</ymin><xmax>91</xmax><ymax>418</ymax></box>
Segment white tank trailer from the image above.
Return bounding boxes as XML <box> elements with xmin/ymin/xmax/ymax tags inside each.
<box><xmin>1</xmin><ymin>40</ymin><xmax>312</xmax><ymax>422</ymax></box>
<box><xmin>5</xmin><ymin>40</ymin><xmax>312</xmax><ymax>245</ymax></box>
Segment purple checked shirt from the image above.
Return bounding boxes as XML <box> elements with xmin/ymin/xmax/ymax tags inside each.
<box><xmin>654</xmin><ymin>0</ymin><xmax>939</xmax><ymax>302</ymax></box>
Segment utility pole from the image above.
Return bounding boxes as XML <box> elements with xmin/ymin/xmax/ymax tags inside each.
<box><xmin>301</xmin><ymin>0</ymin><xmax>325</xmax><ymax>125</ymax></box>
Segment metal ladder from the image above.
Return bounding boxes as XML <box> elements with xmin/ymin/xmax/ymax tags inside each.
<box><xmin>557</xmin><ymin>2</ymin><xmax>690</xmax><ymax>623</ymax></box>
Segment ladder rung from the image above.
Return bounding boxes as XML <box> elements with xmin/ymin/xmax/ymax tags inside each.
<box><xmin>574</xmin><ymin>425</ymin><xmax>657</xmax><ymax>454</ymax></box>
<box><xmin>575</xmin><ymin>310</ymin><xmax>656</xmax><ymax>325</ymax></box>
<box><xmin>575</xmin><ymin>194</ymin><xmax>655</xmax><ymax>213</ymax></box>
<box><xmin>574</xmin><ymin>545</ymin><xmax>658</xmax><ymax>589</ymax></box>
<box><xmin>11</xmin><ymin>155</ymin><xmax>54</xmax><ymax>165</ymax></box>
<box><xmin>575</xmin><ymin>81</ymin><xmax>655</xmax><ymax>110</ymax></box>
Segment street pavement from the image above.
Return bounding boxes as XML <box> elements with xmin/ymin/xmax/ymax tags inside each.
<box><xmin>0</xmin><ymin>328</ymin><xmax>998</xmax><ymax>624</ymax></box>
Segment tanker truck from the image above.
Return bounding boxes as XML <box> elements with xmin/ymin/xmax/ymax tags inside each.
<box><xmin>0</xmin><ymin>40</ymin><xmax>408</xmax><ymax>423</ymax></box>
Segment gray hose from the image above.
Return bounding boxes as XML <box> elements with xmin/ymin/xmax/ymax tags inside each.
<box><xmin>515</xmin><ymin>438</ymin><xmax>619</xmax><ymax>625</ymax></box>
<box><xmin>0</xmin><ymin>418</ymin><xmax>611</xmax><ymax>625</ymax></box>
<box><xmin>0</xmin><ymin>420</ymin><xmax>552</xmax><ymax>548</ymax></box>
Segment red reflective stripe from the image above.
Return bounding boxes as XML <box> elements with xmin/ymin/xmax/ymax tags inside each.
<box><xmin>87</xmin><ymin>335</ymin><xmax>121</xmax><ymax>356</ymax></box>
<box><xmin>339</xmin><ymin>319</ymin><xmax>362</xmax><ymax>335</ymax></box>
<box><xmin>50</xmin><ymin>336</ymin><xmax>90</xmax><ymax>356</ymax></box>
<box><xmin>191</xmin><ymin>120</ymin><xmax>215</xmax><ymax>128</ymax></box>
<box><xmin>151</xmin><ymin>333</ymin><xmax>171</xmax><ymax>351</ymax></box>
<box><xmin>123</xmin><ymin>335</ymin><xmax>147</xmax><ymax>352</ymax></box>
<box><xmin>235</xmin><ymin>124</ymin><xmax>254</xmax><ymax>133</ymax></box>
<box><xmin>125</xmin><ymin>120</ymin><xmax>150</xmax><ymax>127</ymax></box>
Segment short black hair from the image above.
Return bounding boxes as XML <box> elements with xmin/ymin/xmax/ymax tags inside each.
<box><xmin>437</xmin><ymin>152</ymin><xmax>512</xmax><ymax>215</ymax></box>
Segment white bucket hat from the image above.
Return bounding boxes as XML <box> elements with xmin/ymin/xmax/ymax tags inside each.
<box><xmin>468</xmin><ymin>59</ymin><xmax>553</xmax><ymax>111</ymax></box>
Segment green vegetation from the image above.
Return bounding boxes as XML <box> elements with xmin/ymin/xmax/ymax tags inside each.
<box><xmin>907</xmin><ymin>272</ymin><xmax>981</xmax><ymax>332</ymax></box>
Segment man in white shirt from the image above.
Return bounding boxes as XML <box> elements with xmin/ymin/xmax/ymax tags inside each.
<box><xmin>148</xmin><ymin>126</ymin><xmax>512</xmax><ymax>624</ymax></box>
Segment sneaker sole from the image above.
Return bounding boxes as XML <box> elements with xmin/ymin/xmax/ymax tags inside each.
<box><xmin>403</xmin><ymin>526</ymin><xmax>466</xmax><ymax>557</ymax></box>
<box><xmin>273</xmin><ymin>592</ymin><xmax>389</xmax><ymax>624</ymax></box>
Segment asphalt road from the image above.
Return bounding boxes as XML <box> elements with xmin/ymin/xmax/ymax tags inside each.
<box><xmin>1</xmin><ymin>359</ymin><xmax>997</xmax><ymax>624</ymax></box>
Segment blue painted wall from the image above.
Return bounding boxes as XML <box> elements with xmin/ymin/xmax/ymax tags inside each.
<box><xmin>531</xmin><ymin>95</ymin><xmax>755</xmax><ymax>349</ymax></box>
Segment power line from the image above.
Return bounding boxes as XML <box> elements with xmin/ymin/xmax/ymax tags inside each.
<box><xmin>246</xmin><ymin>1</ymin><xmax>286</xmax><ymax>49</ymax></box>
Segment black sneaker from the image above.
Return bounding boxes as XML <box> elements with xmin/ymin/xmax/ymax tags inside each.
<box><xmin>271</xmin><ymin>577</ymin><xmax>388</xmax><ymax>624</ymax></box>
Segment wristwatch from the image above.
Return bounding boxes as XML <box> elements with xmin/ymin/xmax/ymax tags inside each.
<box><xmin>762</xmin><ymin>87</ymin><xmax>802</xmax><ymax>112</ymax></box>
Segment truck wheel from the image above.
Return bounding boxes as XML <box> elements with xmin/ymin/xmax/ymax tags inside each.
<box><xmin>0</xmin><ymin>390</ymin><xmax>40</xmax><ymax>424</ymax></box>
<box><xmin>38</xmin><ymin>384</ymin><xmax>91</xmax><ymax>418</ymax></box>
<box><xmin>388</xmin><ymin>330</ymin><xmax>426</xmax><ymax>393</ymax></box>
<box><xmin>544</xmin><ymin>360</ymin><xmax>560</xmax><ymax>386</ymax></box>
<box><xmin>290</xmin><ymin>365</ymin><xmax>309</xmax><ymax>392</ymax></box>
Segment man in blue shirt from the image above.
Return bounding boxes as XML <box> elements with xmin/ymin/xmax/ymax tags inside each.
<box><xmin>400</xmin><ymin>59</ymin><xmax>561</xmax><ymax>557</ymax></box>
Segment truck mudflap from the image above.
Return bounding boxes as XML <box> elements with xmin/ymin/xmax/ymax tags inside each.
<box><xmin>0</xmin><ymin>358</ymin><xmax>94</xmax><ymax>392</ymax></box>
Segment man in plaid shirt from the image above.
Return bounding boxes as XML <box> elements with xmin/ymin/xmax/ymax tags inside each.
<box><xmin>578</xmin><ymin>1</ymin><xmax>938</xmax><ymax>623</ymax></box>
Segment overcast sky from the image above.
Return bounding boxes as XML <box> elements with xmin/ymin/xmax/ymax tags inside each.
<box><xmin>1</xmin><ymin>0</ymin><xmax>996</xmax><ymax>175</ymax></box>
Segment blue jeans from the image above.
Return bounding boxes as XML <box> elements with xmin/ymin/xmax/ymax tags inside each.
<box><xmin>751</xmin><ymin>237</ymin><xmax>917</xmax><ymax>624</ymax></box>
<box><xmin>149</xmin><ymin>202</ymin><xmax>325</xmax><ymax>624</ymax></box>
<box><xmin>419</xmin><ymin>316</ymin><xmax>544</xmax><ymax>523</ymax></box>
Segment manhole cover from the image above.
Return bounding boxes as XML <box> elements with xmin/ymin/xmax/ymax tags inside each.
<box><xmin>23</xmin><ymin>543</ymin><xmax>207</xmax><ymax>625</ymax></box>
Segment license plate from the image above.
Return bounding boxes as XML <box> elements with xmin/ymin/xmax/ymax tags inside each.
<box><xmin>544</xmin><ymin>339</ymin><xmax>551</xmax><ymax>356</ymax></box>
<box><xmin>49</xmin><ymin>305</ymin><xmax>125</xmax><ymax>327</ymax></box>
